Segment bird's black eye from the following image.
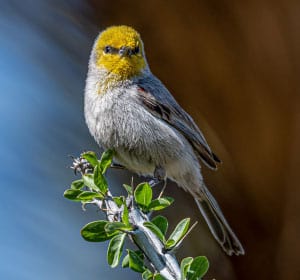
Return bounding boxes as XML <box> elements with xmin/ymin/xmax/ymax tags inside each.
<box><xmin>134</xmin><ymin>46</ymin><xmax>140</xmax><ymax>54</ymax></box>
<box><xmin>104</xmin><ymin>46</ymin><xmax>112</xmax><ymax>54</ymax></box>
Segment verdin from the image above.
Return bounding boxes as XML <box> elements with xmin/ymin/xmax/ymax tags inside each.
<box><xmin>84</xmin><ymin>25</ymin><xmax>244</xmax><ymax>256</ymax></box>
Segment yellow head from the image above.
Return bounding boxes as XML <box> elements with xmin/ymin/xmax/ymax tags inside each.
<box><xmin>94</xmin><ymin>26</ymin><xmax>147</xmax><ymax>80</ymax></box>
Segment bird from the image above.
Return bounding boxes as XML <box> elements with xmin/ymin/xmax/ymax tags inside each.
<box><xmin>84</xmin><ymin>25</ymin><xmax>244</xmax><ymax>256</ymax></box>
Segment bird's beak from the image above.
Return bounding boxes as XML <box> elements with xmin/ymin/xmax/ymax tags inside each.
<box><xmin>119</xmin><ymin>46</ymin><xmax>132</xmax><ymax>57</ymax></box>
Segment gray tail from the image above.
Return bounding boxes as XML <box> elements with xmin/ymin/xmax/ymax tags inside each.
<box><xmin>194</xmin><ymin>186</ymin><xmax>245</xmax><ymax>256</ymax></box>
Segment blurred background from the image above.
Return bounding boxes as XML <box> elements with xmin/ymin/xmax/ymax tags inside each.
<box><xmin>0</xmin><ymin>0</ymin><xmax>299</xmax><ymax>279</ymax></box>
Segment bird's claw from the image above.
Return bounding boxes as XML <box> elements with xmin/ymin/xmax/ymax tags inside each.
<box><xmin>149</xmin><ymin>166</ymin><xmax>166</xmax><ymax>187</ymax></box>
<box><xmin>149</xmin><ymin>178</ymin><xmax>161</xmax><ymax>187</ymax></box>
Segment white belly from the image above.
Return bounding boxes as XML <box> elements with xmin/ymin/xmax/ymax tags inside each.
<box><xmin>85</xmin><ymin>85</ymin><xmax>200</xmax><ymax>183</ymax></box>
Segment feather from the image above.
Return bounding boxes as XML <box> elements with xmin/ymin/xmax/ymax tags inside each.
<box><xmin>136</xmin><ymin>81</ymin><xmax>220</xmax><ymax>169</ymax></box>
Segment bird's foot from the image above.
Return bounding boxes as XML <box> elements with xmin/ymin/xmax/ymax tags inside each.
<box><xmin>149</xmin><ymin>178</ymin><xmax>161</xmax><ymax>187</ymax></box>
<box><xmin>149</xmin><ymin>166</ymin><xmax>166</xmax><ymax>189</ymax></box>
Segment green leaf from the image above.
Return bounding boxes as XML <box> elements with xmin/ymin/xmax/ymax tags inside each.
<box><xmin>82</xmin><ymin>174</ymin><xmax>100</xmax><ymax>192</ymax></box>
<box><xmin>165</xmin><ymin>218</ymin><xmax>190</xmax><ymax>249</ymax></box>
<box><xmin>122</xmin><ymin>204</ymin><xmax>130</xmax><ymax>226</ymax></box>
<box><xmin>142</xmin><ymin>269</ymin><xmax>153</xmax><ymax>280</ymax></box>
<box><xmin>71</xmin><ymin>179</ymin><xmax>84</xmax><ymax>190</ymax></box>
<box><xmin>134</xmin><ymin>182</ymin><xmax>152</xmax><ymax>209</ymax></box>
<box><xmin>128</xmin><ymin>249</ymin><xmax>146</xmax><ymax>273</ymax></box>
<box><xmin>100</xmin><ymin>149</ymin><xmax>114</xmax><ymax>173</ymax></box>
<box><xmin>93</xmin><ymin>165</ymin><xmax>108</xmax><ymax>194</ymax></box>
<box><xmin>134</xmin><ymin>250</ymin><xmax>144</xmax><ymax>260</ymax></box>
<box><xmin>151</xmin><ymin>216</ymin><xmax>168</xmax><ymax>236</ymax></box>
<box><xmin>107</xmin><ymin>233</ymin><xmax>126</xmax><ymax>268</ymax></box>
<box><xmin>77</xmin><ymin>191</ymin><xmax>103</xmax><ymax>201</ymax></box>
<box><xmin>63</xmin><ymin>189</ymin><xmax>82</xmax><ymax>201</ymax></box>
<box><xmin>186</xmin><ymin>256</ymin><xmax>209</xmax><ymax>280</ymax></box>
<box><xmin>148</xmin><ymin>197</ymin><xmax>174</xmax><ymax>211</ymax></box>
<box><xmin>180</xmin><ymin>257</ymin><xmax>193</xmax><ymax>279</ymax></box>
<box><xmin>81</xmin><ymin>221</ymin><xmax>118</xmax><ymax>242</ymax></box>
<box><xmin>153</xmin><ymin>274</ymin><xmax>166</xmax><ymax>280</ymax></box>
<box><xmin>113</xmin><ymin>196</ymin><xmax>125</xmax><ymax>207</ymax></box>
<box><xmin>82</xmin><ymin>151</ymin><xmax>98</xmax><ymax>167</ymax></box>
<box><xmin>122</xmin><ymin>250</ymin><xmax>144</xmax><ymax>269</ymax></box>
<box><xmin>105</xmin><ymin>222</ymin><xmax>132</xmax><ymax>235</ymax></box>
<box><xmin>123</xmin><ymin>184</ymin><xmax>133</xmax><ymax>195</ymax></box>
<box><xmin>122</xmin><ymin>253</ymin><xmax>129</xmax><ymax>268</ymax></box>
<box><xmin>143</xmin><ymin>222</ymin><xmax>165</xmax><ymax>243</ymax></box>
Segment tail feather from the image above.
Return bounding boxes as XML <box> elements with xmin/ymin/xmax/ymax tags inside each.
<box><xmin>194</xmin><ymin>186</ymin><xmax>245</xmax><ymax>256</ymax></box>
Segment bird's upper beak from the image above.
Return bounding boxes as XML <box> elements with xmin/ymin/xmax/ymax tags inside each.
<box><xmin>119</xmin><ymin>46</ymin><xmax>132</xmax><ymax>57</ymax></box>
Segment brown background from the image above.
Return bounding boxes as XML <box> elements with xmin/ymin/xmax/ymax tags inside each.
<box><xmin>88</xmin><ymin>1</ymin><xmax>300</xmax><ymax>279</ymax></box>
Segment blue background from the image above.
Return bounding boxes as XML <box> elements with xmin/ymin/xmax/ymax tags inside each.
<box><xmin>0</xmin><ymin>1</ymin><xmax>138</xmax><ymax>279</ymax></box>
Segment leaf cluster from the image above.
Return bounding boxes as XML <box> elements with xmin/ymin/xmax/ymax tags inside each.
<box><xmin>64</xmin><ymin>150</ymin><xmax>209</xmax><ymax>280</ymax></box>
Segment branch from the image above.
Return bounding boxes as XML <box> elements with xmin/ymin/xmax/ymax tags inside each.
<box><xmin>65</xmin><ymin>150</ymin><xmax>209</xmax><ymax>280</ymax></box>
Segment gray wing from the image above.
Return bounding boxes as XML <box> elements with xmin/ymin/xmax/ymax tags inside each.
<box><xmin>136</xmin><ymin>76</ymin><xmax>221</xmax><ymax>169</ymax></box>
